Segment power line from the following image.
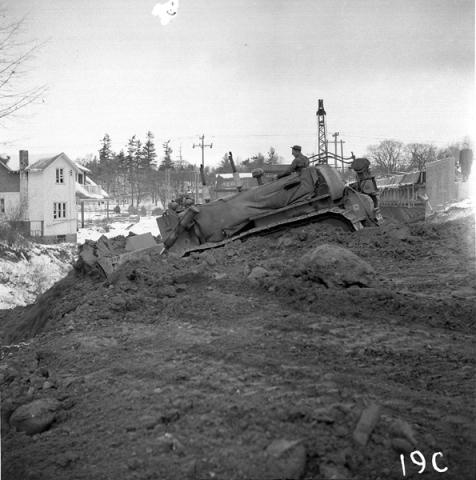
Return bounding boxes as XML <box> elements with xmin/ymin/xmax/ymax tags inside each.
<box><xmin>192</xmin><ymin>134</ymin><xmax>213</xmax><ymax>168</ymax></box>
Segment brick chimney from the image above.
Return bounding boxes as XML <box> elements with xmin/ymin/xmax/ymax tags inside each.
<box><xmin>19</xmin><ymin>150</ymin><xmax>29</xmax><ymax>171</ymax></box>
<box><xmin>19</xmin><ymin>150</ymin><xmax>29</xmax><ymax>220</ymax></box>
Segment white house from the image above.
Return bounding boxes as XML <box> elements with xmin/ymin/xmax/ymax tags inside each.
<box><xmin>25</xmin><ymin>152</ymin><xmax>80</xmax><ymax>242</ymax></box>
<box><xmin>0</xmin><ymin>150</ymin><xmax>109</xmax><ymax>243</ymax></box>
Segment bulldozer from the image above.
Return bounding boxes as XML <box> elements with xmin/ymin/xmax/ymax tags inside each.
<box><xmin>157</xmin><ymin>163</ymin><xmax>380</xmax><ymax>257</ymax></box>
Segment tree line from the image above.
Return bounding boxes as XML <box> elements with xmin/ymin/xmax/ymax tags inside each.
<box><xmin>79</xmin><ymin>132</ymin><xmax>204</xmax><ymax>209</ymax></box>
<box><xmin>77</xmin><ymin>133</ymin><xmax>471</xmax><ymax>209</ymax></box>
<box><xmin>76</xmin><ymin>134</ymin><xmax>286</xmax><ymax>208</ymax></box>
<box><xmin>365</xmin><ymin>138</ymin><xmax>471</xmax><ymax>176</ymax></box>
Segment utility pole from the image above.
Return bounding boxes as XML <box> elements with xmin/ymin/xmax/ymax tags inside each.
<box><xmin>194</xmin><ymin>166</ymin><xmax>199</xmax><ymax>204</ymax></box>
<box><xmin>162</xmin><ymin>140</ymin><xmax>172</xmax><ymax>204</ymax></box>
<box><xmin>193</xmin><ymin>134</ymin><xmax>213</xmax><ymax>203</ymax></box>
<box><xmin>193</xmin><ymin>134</ymin><xmax>213</xmax><ymax>169</ymax></box>
<box><xmin>176</xmin><ymin>144</ymin><xmax>183</xmax><ymax>165</ymax></box>
<box><xmin>316</xmin><ymin>99</ymin><xmax>328</xmax><ymax>163</ymax></box>
<box><xmin>332</xmin><ymin>132</ymin><xmax>339</xmax><ymax>168</ymax></box>
<box><xmin>340</xmin><ymin>139</ymin><xmax>346</xmax><ymax>174</ymax></box>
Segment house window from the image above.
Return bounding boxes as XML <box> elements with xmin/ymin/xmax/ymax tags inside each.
<box><xmin>78</xmin><ymin>173</ymin><xmax>83</xmax><ymax>184</ymax></box>
<box><xmin>56</xmin><ymin>168</ymin><xmax>64</xmax><ymax>184</ymax></box>
<box><xmin>53</xmin><ymin>202</ymin><xmax>67</xmax><ymax>219</ymax></box>
<box><xmin>0</xmin><ymin>198</ymin><xmax>4</xmax><ymax>213</ymax></box>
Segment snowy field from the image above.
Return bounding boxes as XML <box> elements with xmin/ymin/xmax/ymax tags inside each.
<box><xmin>0</xmin><ymin>216</ymin><xmax>160</xmax><ymax>310</ymax></box>
<box><xmin>77</xmin><ymin>215</ymin><xmax>160</xmax><ymax>244</ymax></box>
<box><xmin>0</xmin><ymin>243</ymin><xmax>76</xmax><ymax>310</ymax></box>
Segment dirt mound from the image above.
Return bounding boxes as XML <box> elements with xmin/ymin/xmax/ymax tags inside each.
<box><xmin>1</xmin><ymin>216</ymin><xmax>475</xmax><ymax>479</ymax></box>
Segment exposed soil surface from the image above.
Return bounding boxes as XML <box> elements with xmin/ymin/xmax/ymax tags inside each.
<box><xmin>1</xmin><ymin>215</ymin><xmax>475</xmax><ymax>480</ymax></box>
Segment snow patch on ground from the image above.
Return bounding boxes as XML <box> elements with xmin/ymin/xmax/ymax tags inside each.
<box><xmin>77</xmin><ymin>216</ymin><xmax>160</xmax><ymax>244</ymax></box>
<box><xmin>0</xmin><ymin>242</ymin><xmax>76</xmax><ymax>310</ymax></box>
<box><xmin>0</xmin><ymin>216</ymin><xmax>160</xmax><ymax>310</ymax></box>
<box><xmin>428</xmin><ymin>198</ymin><xmax>474</xmax><ymax>224</ymax></box>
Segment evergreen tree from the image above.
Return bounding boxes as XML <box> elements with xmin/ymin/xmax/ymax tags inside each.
<box><xmin>160</xmin><ymin>140</ymin><xmax>174</xmax><ymax>170</ymax></box>
<box><xmin>142</xmin><ymin>131</ymin><xmax>157</xmax><ymax>168</ymax></box>
<box><xmin>125</xmin><ymin>135</ymin><xmax>139</xmax><ymax>206</ymax></box>
<box><xmin>142</xmin><ymin>131</ymin><xmax>159</xmax><ymax>205</ymax></box>
<box><xmin>99</xmin><ymin>133</ymin><xmax>113</xmax><ymax>164</ymax></box>
<box><xmin>134</xmin><ymin>139</ymin><xmax>144</xmax><ymax>207</ymax></box>
<box><xmin>216</xmin><ymin>153</ymin><xmax>230</xmax><ymax>173</ymax></box>
<box><xmin>97</xmin><ymin>134</ymin><xmax>116</xmax><ymax>194</ymax></box>
<box><xmin>115</xmin><ymin>149</ymin><xmax>127</xmax><ymax>198</ymax></box>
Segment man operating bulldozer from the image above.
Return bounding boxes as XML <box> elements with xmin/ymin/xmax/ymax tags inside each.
<box><xmin>277</xmin><ymin>145</ymin><xmax>309</xmax><ymax>178</ymax></box>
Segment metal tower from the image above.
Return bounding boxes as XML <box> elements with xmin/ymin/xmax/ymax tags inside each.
<box><xmin>316</xmin><ymin>99</ymin><xmax>328</xmax><ymax>162</ymax></box>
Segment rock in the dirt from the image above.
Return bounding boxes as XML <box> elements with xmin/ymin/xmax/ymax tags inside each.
<box><xmin>300</xmin><ymin>244</ymin><xmax>377</xmax><ymax>288</ymax></box>
<box><xmin>201</xmin><ymin>252</ymin><xmax>217</xmax><ymax>266</ymax></box>
<box><xmin>264</xmin><ymin>438</ymin><xmax>307</xmax><ymax>480</ymax></box>
<box><xmin>353</xmin><ymin>402</ymin><xmax>382</xmax><ymax>446</ymax></box>
<box><xmin>110</xmin><ymin>295</ymin><xmax>127</xmax><ymax>311</ymax></box>
<box><xmin>334</xmin><ymin>425</ymin><xmax>349</xmax><ymax>437</ymax></box>
<box><xmin>42</xmin><ymin>380</ymin><xmax>55</xmax><ymax>390</ymax></box>
<box><xmin>125</xmin><ymin>232</ymin><xmax>157</xmax><ymax>252</ymax></box>
<box><xmin>384</xmin><ymin>223</ymin><xmax>411</xmax><ymax>241</ymax></box>
<box><xmin>139</xmin><ymin>414</ymin><xmax>161</xmax><ymax>430</ymax></box>
<box><xmin>55</xmin><ymin>451</ymin><xmax>80</xmax><ymax>467</ymax></box>
<box><xmin>277</xmin><ymin>236</ymin><xmax>294</xmax><ymax>248</ymax></box>
<box><xmin>391</xmin><ymin>437</ymin><xmax>414</xmax><ymax>454</ymax></box>
<box><xmin>10</xmin><ymin>398</ymin><xmax>61</xmax><ymax>435</ymax></box>
<box><xmin>248</xmin><ymin>266</ymin><xmax>270</xmax><ymax>282</ymax></box>
<box><xmin>155</xmin><ymin>433</ymin><xmax>183</xmax><ymax>452</ymax></box>
<box><xmin>319</xmin><ymin>463</ymin><xmax>352</xmax><ymax>480</ymax></box>
<box><xmin>157</xmin><ymin>285</ymin><xmax>177</xmax><ymax>298</ymax></box>
<box><xmin>389</xmin><ymin>418</ymin><xmax>417</xmax><ymax>446</ymax></box>
<box><xmin>1</xmin><ymin>400</ymin><xmax>16</xmax><ymax>435</ymax></box>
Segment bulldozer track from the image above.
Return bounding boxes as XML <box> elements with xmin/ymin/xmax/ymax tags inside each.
<box><xmin>178</xmin><ymin>207</ymin><xmax>363</xmax><ymax>257</ymax></box>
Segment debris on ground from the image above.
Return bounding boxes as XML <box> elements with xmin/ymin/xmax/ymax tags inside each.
<box><xmin>0</xmin><ymin>214</ymin><xmax>475</xmax><ymax>479</ymax></box>
<box><xmin>76</xmin><ymin>233</ymin><xmax>163</xmax><ymax>278</ymax></box>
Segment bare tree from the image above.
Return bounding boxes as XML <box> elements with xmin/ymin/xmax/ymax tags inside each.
<box><xmin>0</xmin><ymin>11</ymin><xmax>47</xmax><ymax>120</ymax></box>
<box><xmin>367</xmin><ymin>139</ymin><xmax>406</xmax><ymax>175</ymax></box>
<box><xmin>406</xmin><ymin>143</ymin><xmax>437</xmax><ymax>171</ymax></box>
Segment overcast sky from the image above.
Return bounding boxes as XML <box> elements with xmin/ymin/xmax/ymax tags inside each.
<box><xmin>2</xmin><ymin>0</ymin><xmax>474</xmax><ymax>168</ymax></box>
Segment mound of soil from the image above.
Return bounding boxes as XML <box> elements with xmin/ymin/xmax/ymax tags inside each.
<box><xmin>1</xmin><ymin>216</ymin><xmax>475</xmax><ymax>479</ymax></box>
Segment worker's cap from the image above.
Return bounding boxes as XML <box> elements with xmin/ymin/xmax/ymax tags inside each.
<box><xmin>291</xmin><ymin>145</ymin><xmax>302</xmax><ymax>151</ymax></box>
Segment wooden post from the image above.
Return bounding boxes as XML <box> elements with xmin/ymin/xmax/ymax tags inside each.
<box><xmin>332</xmin><ymin>132</ymin><xmax>339</xmax><ymax>168</ymax></box>
<box><xmin>340</xmin><ymin>139</ymin><xmax>346</xmax><ymax>174</ymax></box>
<box><xmin>106</xmin><ymin>200</ymin><xmax>109</xmax><ymax>221</ymax></box>
<box><xmin>81</xmin><ymin>201</ymin><xmax>85</xmax><ymax>228</ymax></box>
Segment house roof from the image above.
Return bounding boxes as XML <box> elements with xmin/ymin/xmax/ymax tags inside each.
<box><xmin>76</xmin><ymin>176</ymin><xmax>109</xmax><ymax>200</ymax></box>
<box><xmin>26</xmin><ymin>153</ymin><xmax>80</xmax><ymax>172</ymax></box>
<box><xmin>0</xmin><ymin>158</ymin><xmax>18</xmax><ymax>173</ymax></box>
<box><xmin>76</xmin><ymin>163</ymin><xmax>91</xmax><ymax>173</ymax></box>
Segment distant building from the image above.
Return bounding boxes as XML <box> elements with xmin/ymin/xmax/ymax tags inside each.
<box><xmin>213</xmin><ymin>166</ymin><xmax>289</xmax><ymax>199</ymax></box>
<box><xmin>214</xmin><ymin>172</ymin><xmax>255</xmax><ymax>199</ymax></box>
<box><xmin>0</xmin><ymin>150</ymin><xmax>108</xmax><ymax>243</ymax></box>
<box><xmin>0</xmin><ymin>156</ymin><xmax>21</xmax><ymax>218</ymax></box>
<box><xmin>75</xmin><ymin>163</ymin><xmax>110</xmax><ymax>222</ymax></box>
